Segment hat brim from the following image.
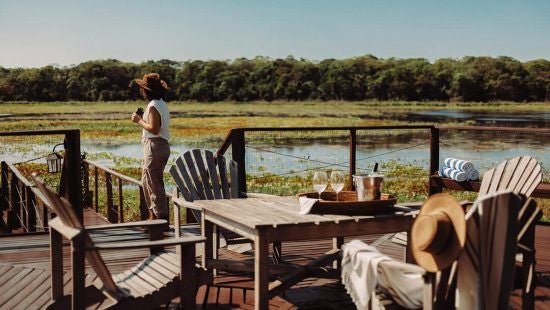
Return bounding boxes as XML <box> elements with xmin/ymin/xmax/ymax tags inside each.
<box><xmin>411</xmin><ymin>193</ymin><xmax>466</xmax><ymax>272</ymax></box>
<box><xmin>134</xmin><ymin>79</ymin><xmax>152</xmax><ymax>91</ymax></box>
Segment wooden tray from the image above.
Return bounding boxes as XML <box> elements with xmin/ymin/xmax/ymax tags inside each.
<box><xmin>297</xmin><ymin>191</ymin><xmax>397</xmax><ymax>215</ymax></box>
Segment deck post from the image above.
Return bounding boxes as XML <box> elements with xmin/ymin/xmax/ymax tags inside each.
<box><xmin>26</xmin><ymin>186</ymin><xmax>36</xmax><ymax>232</ymax></box>
<box><xmin>93</xmin><ymin>166</ymin><xmax>99</xmax><ymax>212</ymax></box>
<box><xmin>105</xmin><ymin>173</ymin><xmax>116</xmax><ymax>223</ymax></box>
<box><xmin>139</xmin><ymin>187</ymin><xmax>148</xmax><ymax>220</ymax></box>
<box><xmin>82</xmin><ymin>159</ymin><xmax>90</xmax><ymax>209</ymax></box>
<box><xmin>118</xmin><ymin>178</ymin><xmax>124</xmax><ymax>223</ymax></box>
<box><xmin>0</xmin><ymin>162</ymin><xmax>7</xmax><ymax>233</ymax></box>
<box><xmin>65</xmin><ymin>130</ymin><xmax>82</xmax><ymax>223</ymax></box>
<box><xmin>429</xmin><ymin>127</ymin><xmax>440</xmax><ymax>196</ymax></box>
<box><xmin>349</xmin><ymin>129</ymin><xmax>357</xmax><ymax>190</ymax></box>
<box><xmin>231</xmin><ymin>129</ymin><xmax>247</xmax><ymax>194</ymax></box>
<box><xmin>10</xmin><ymin>173</ymin><xmax>20</xmax><ymax>229</ymax></box>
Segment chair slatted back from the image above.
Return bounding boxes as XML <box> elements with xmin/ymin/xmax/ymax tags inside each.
<box><xmin>32</xmin><ymin>175</ymin><xmax>119</xmax><ymax>295</ymax></box>
<box><xmin>478</xmin><ymin>156</ymin><xmax>542</xmax><ymax>198</ymax></box>
<box><xmin>458</xmin><ymin>191</ymin><xmax>526</xmax><ymax>309</ymax></box>
<box><xmin>517</xmin><ymin>198</ymin><xmax>541</xmax><ymax>247</ymax></box>
<box><xmin>170</xmin><ymin>149</ymin><xmax>239</xmax><ymax>220</ymax></box>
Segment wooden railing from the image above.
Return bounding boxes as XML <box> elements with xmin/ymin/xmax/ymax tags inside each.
<box><xmin>0</xmin><ymin>129</ymin><xmax>81</xmax><ymax>234</ymax></box>
<box><xmin>217</xmin><ymin>125</ymin><xmax>550</xmax><ymax>199</ymax></box>
<box><xmin>83</xmin><ymin>159</ymin><xmax>146</xmax><ymax>222</ymax></box>
<box><xmin>0</xmin><ymin>162</ymin><xmax>48</xmax><ymax>233</ymax></box>
<box><xmin>82</xmin><ymin>159</ymin><xmax>173</xmax><ymax>223</ymax></box>
<box><xmin>217</xmin><ymin>125</ymin><xmax>438</xmax><ymax>193</ymax></box>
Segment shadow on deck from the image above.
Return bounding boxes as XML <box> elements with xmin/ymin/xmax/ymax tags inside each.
<box><xmin>0</xmin><ymin>208</ymin><xmax>549</xmax><ymax>309</ymax></box>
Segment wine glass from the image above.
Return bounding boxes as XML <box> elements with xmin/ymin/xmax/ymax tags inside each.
<box><xmin>330</xmin><ymin>170</ymin><xmax>345</xmax><ymax>201</ymax></box>
<box><xmin>312</xmin><ymin>171</ymin><xmax>328</xmax><ymax>200</ymax></box>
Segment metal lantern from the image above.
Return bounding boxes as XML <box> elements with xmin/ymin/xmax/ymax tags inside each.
<box><xmin>46</xmin><ymin>143</ymin><xmax>64</xmax><ymax>173</ymax></box>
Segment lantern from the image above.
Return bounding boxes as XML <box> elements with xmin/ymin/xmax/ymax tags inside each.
<box><xmin>46</xmin><ymin>143</ymin><xmax>64</xmax><ymax>173</ymax></box>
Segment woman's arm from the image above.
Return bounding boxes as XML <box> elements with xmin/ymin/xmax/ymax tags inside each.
<box><xmin>132</xmin><ymin>106</ymin><xmax>162</xmax><ymax>135</ymax></box>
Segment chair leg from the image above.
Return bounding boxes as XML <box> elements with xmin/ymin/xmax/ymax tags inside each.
<box><xmin>180</xmin><ymin>245</ymin><xmax>197</xmax><ymax>310</ymax></box>
<box><xmin>522</xmin><ymin>251</ymin><xmax>535</xmax><ymax>310</ymax></box>
<box><xmin>202</xmin><ymin>285</ymin><xmax>211</xmax><ymax>309</ymax></box>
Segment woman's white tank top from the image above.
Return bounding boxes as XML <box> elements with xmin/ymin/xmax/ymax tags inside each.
<box><xmin>142</xmin><ymin>99</ymin><xmax>170</xmax><ymax>141</ymax></box>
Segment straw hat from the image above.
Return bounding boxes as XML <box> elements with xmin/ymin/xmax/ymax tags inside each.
<box><xmin>411</xmin><ymin>193</ymin><xmax>466</xmax><ymax>272</ymax></box>
<box><xmin>134</xmin><ymin>73</ymin><xmax>169</xmax><ymax>92</ymax></box>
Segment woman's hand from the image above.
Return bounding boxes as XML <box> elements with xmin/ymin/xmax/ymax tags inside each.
<box><xmin>131</xmin><ymin>112</ymin><xmax>142</xmax><ymax>123</ymax></box>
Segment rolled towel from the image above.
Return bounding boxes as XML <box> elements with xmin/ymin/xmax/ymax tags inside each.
<box><xmin>444</xmin><ymin>158</ymin><xmax>474</xmax><ymax>172</ymax></box>
<box><xmin>467</xmin><ymin>169</ymin><xmax>479</xmax><ymax>181</ymax></box>
<box><xmin>441</xmin><ymin>167</ymin><xmax>468</xmax><ymax>182</ymax></box>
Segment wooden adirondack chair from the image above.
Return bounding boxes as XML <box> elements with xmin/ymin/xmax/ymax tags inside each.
<box><xmin>392</xmin><ymin>156</ymin><xmax>542</xmax><ymax>308</ymax></box>
<box><xmin>373</xmin><ymin>191</ymin><xmax>537</xmax><ymax>310</ymax></box>
<box><xmin>32</xmin><ymin>174</ymin><xmax>206</xmax><ymax>309</ymax></box>
<box><xmin>169</xmin><ymin>149</ymin><xmax>246</xmax><ymax>245</ymax></box>
<box><xmin>476</xmin><ymin>156</ymin><xmax>542</xmax><ymax>309</ymax></box>
<box><xmin>457</xmin><ymin>191</ymin><xmax>538</xmax><ymax>309</ymax></box>
<box><xmin>478</xmin><ymin>155</ymin><xmax>542</xmax><ymax>199</ymax></box>
<box><xmin>170</xmin><ymin>149</ymin><xmax>279</xmax><ymax>307</ymax></box>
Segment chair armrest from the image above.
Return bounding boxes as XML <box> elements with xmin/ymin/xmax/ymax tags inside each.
<box><xmin>49</xmin><ymin>217</ymin><xmax>83</xmax><ymax>240</ymax></box>
<box><xmin>172</xmin><ymin>196</ymin><xmax>202</xmax><ymax>210</ymax></box>
<box><xmin>83</xmin><ymin>236</ymin><xmax>206</xmax><ymax>251</ymax></box>
<box><xmin>86</xmin><ymin>219</ymin><xmax>167</xmax><ymax>231</ymax></box>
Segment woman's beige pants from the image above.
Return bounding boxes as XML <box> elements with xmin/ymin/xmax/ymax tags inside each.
<box><xmin>141</xmin><ymin>137</ymin><xmax>170</xmax><ymax>219</ymax></box>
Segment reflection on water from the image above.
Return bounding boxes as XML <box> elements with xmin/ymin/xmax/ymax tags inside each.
<box><xmin>395</xmin><ymin>110</ymin><xmax>550</xmax><ymax>128</ymax></box>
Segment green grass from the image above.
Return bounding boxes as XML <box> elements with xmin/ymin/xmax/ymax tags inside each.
<box><xmin>1</xmin><ymin>100</ymin><xmax>548</xmax><ymax>145</ymax></box>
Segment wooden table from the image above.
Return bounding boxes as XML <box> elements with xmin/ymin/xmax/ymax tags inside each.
<box><xmin>190</xmin><ymin>196</ymin><xmax>417</xmax><ymax>310</ymax></box>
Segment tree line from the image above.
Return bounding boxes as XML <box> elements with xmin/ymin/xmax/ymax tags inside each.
<box><xmin>0</xmin><ymin>55</ymin><xmax>548</xmax><ymax>102</ymax></box>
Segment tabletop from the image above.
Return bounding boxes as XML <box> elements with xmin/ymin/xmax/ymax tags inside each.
<box><xmin>190</xmin><ymin>195</ymin><xmax>417</xmax><ymax>230</ymax></box>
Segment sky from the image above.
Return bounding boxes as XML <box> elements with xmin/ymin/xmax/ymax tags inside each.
<box><xmin>0</xmin><ymin>0</ymin><xmax>549</xmax><ymax>68</ymax></box>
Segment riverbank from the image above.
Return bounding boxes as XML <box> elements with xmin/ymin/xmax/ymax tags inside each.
<box><xmin>0</xmin><ymin>101</ymin><xmax>548</xmax><ymax>144</ymax></box>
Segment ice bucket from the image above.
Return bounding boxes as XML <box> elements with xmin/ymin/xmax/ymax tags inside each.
<box><xmin>353</xmin><ymin>174</ymin><xmax>384</xmax><ymax>201</ymax></box>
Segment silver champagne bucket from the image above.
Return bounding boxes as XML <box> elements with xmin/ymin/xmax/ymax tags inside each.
<box><xmin>353</xmin><ymin>173</ymin><xmax>384</xmax><ymax>201</ymax></box>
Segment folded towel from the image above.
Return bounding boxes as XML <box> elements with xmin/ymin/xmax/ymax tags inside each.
<box><xmin>298</xmin><ymin>196</ymin><xmax>318</xmax><ymax>215</ymax></box>
<box><xmin>440</xmin><ymin>167</ymin><xmax>468</xmax><ymax>182</ymax></box>
<box><xmin>468</xmin><ymin>169</ymin><xmax>480</xmax><ymax>181</ymax></box>
<box><xmin>341</xmin><ymin>240</ymin><xmax>392</xmax><ymax>309</ymax></box>
<box><xmin>444</xmin><ymin>158</ymin><xmax>474</xmax><ymax>172</ymax></box>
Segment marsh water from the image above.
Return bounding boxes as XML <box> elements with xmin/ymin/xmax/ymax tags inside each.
<box><xmin>2</xmin><ymin>109</ymin><xmax>548</xmax><ymax>176</ymax></box>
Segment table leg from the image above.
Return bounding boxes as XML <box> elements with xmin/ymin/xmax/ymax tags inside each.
<box><xmin>255</xmin><ymin>232</ymin><xmax>269</xmax><ymax>310</ymax></box>
<box><xmin>213</xmin><ymin>224</ymin><xmax>219</xmax><ymax>276</ymax></box>
<box><xmin>332</xmin><ymin>237</ymin><xmax>344</xmax><ymax>269</ymax></box>
<box><xmin>202</xmin><ymin>217</ymin><xmax>213</xmax><ymax>269</ymax></box>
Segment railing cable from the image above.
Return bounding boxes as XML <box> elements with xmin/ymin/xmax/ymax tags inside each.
<box><xmin>246</xmin><ymin>141</ymin><xmax>430</xmax><ymax>180</ymax></box>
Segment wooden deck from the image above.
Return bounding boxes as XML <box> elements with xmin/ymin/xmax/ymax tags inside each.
<box><xmin>0</xmin><ymin>208</ymin><xmax>549</xmax><ymax>309</ymax></box>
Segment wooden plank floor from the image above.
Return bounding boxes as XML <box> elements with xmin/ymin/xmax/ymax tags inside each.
<box><xmin>0</xmin><ymin>209</ymin><xmax>549</xmax><ymax>309</ymax></box>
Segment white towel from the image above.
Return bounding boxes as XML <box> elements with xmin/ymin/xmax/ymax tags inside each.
<box><xmin>468</xmin><ymin>169</ymin><xmax>479</xmax><ymax>181</ymax></box>
<box><xmin>377</xmin><ymin>261</ymin><xmax>424</xmax><ymax>309</ymax></box>
<box><xmin>341</xmin><ymin>240</ymin><xmax>393</xmax><ymax>309</ymax></box>
<box><xmin>441</xmin><ymin>167</ymin><xmax>468</xmax><ymax>182</ymax></box>
<box><xmin>444</xmin><ymin>158</ymin><xmax>474</xmax><ymax>172</ymax></box>
<box><xmin>298</xmin><ymin>196</ymin><xmax>318</xmax><ymax>215</ymax></box>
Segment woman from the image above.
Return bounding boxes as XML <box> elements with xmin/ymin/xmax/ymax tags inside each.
<box><xmin>131</xmin><ymin>73</ymin><xmax>170</xmax><ymax>220</ymax></box>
